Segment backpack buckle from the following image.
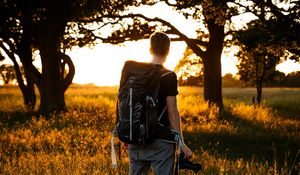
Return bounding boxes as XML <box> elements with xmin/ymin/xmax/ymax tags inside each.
<box><xmin>146</xmin><ymin>96</ymin><xmax>156</xmax><ymax>106</ymax></box>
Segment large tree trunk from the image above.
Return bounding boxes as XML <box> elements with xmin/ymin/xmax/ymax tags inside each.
<box><xmin>203</xmin><ymin>53</ymin><xmax>223</xmax><ymax>108</ymax></box>
<box><xmin>202</xmin><ymin>20</ymin><xmax>225</xmax><ymax>108</ymax></box>
<box><xmin>38</xmin><ymin>50</ymin><xmax>75</xmax><ymax>114</ymax></box>
<box><xmin>39</xmin><ymin>50</ymin><xmax>65</xmax><ymax>113</ymax></box>
<box><xmin>37</xmin><ymin>2</ymin><xmax>67</xmax><ymax>114</ymax></box>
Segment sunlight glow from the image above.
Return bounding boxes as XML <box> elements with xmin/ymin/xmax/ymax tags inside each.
<box><xmin>68</xmin><ymin>40</ymin><xmax>186</xmax><ymax>86</ymax></box>
<box><xmin>276</xmin><ymin>60</ymin><xmax>300</xmax><ymax>75</ymax></box>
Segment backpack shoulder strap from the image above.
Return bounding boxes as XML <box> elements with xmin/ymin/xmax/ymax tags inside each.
<box><xmin>157</xmin><ymin>69</ymin><xmax>175</xmax><ymax>121</ymax></box>
<box><xmin>161</xmin><ymin>71</ymin><xmax>173</xmax><ymax>77</ymax></box>
<box><xmin>160</xmin><ymin>68</ymin><xmax>173</xmax><ymax>78</ymax></box>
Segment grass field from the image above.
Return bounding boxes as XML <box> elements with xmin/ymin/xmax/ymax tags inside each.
<box><xmin>0</xmin><ymin>85</ymin><xmax>299</xmax><ymax>174</ymax></box>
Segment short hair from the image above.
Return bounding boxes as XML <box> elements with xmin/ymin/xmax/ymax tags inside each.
<box><xmin>150</xmin><ymin>32</ymin><xmax>170</xmax><ymax>56</ymax></box>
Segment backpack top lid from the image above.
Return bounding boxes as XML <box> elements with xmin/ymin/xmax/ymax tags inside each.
<box><xmin>119</xmin><ymin>60</ymin><xmax>163</xmax><ymax>88</ymax></box>
<box><xmin>122</xmin><ymin>60</ymin><xmax>163</xmax><ymax>73</ymax></box>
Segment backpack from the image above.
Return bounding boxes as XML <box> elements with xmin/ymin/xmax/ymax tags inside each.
<box><xmin>115</xmin><ymin>60</ymin><xmax>170</xmax><ymax>145</ymax></box>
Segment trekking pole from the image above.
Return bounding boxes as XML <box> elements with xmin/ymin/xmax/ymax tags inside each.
<box><xmin>111</xmin><ymin>134</ymin><xmax>117</xmax><ymax>169</ymax></box>
<box><xmin>290</xmin><ymin>149</ymin><xmax>300</xmax><ymax>175</ymax></box>
<box><xmin>174</xmin><ymin>131</ymin><xmax>183</xmax><ymax>175</ymax></box>
<box><xmin>118</xmin><ymin>140</ymin><xmax>122</xmax><ymax>161</ymax></box>
<box><xmin>174</xmin><ymin>149</ymin><xmax>180</xmax><ymax>175</ymax></box>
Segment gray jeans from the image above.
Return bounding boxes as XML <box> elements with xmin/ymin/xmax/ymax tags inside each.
<box><xmin>128</xmin><ymin>139</ymin><xmax>176</xmax><ymax>175</ymax></box>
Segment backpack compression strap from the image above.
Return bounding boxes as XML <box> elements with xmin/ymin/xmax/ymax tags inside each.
<box><xmin>157</xmin><ymin>70</ymin><xmax>173</xmax><ymax>122</ymax></box>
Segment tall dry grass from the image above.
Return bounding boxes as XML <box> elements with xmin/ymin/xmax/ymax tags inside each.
<box><xmin>0</xmin><ymin>85</ymin><xmax>299</xmax><ymax>174</ymax></box>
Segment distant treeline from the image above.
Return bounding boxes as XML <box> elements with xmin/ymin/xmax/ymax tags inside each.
<box><xmin>178</xmin><ymin>71</ymin><xmax>300</xmax><ymax>87</ymax></box>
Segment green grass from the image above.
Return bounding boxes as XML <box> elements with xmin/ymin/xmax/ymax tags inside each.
<box><xmin>0</xmin><ymin>85</ymin><xmax>299</xmax><ymax>174</ymax></box>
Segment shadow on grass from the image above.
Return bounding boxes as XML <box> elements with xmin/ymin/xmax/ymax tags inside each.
<box><xmin>0</xmin><ymin>111</ymin><xmax>38</xmax><ymax>130</ymax></box>
<box><xmin>184</xmin><ymin>109</ymin><xmax>300</xmax><ymax>170</ymax></box>
<box><xmin>0</xmin><ymin>110</ymin><xmax>78</xmax><ymax>133</ymax></box>
<box><xmin>269</xmin><ymin>105</ymin><xmax>300</xmax><ymax>121</ymax></box>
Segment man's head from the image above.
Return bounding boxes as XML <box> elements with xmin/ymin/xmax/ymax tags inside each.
<box><xmin>150</xmin><ymin>32</ymin><xmax>170</xmax><ymax>58</ymax></box>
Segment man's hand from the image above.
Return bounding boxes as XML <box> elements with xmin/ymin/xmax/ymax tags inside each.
<box><xmin>166</xmin><ymin>96</ymin><xmax>193</xmax><ymax>159</ymax></box>
<box><xmin>180</xmin><ymin>144</ymin><xmax>193</xmax><ymax>159</ymax></box>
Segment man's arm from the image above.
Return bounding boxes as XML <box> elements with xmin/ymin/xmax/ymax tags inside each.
<box><xmin>166</xmin><ymin>96</ymin><xmax>192</xmax><ymax>159</ymax></box>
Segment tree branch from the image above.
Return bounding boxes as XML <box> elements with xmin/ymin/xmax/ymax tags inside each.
<box><xmin>1</xmin><ymin>40</ymin><xmax>42</xmax><ymax>86</ymax></box>
<box><xmin>170</xmin><ymin>37</ymin><xmax>208</xmax><ymax>47</ymax></box>
<box><xmin>265</xmin><ymin>0</ymin><xmax>293</xmax><ymax>16</ymax></box>
<box><xmin>75</xmin><ymin>12</ymin><xmax>207</xmax><ymax>58</ymax></box>
<box><xmin>288</xmin><ymin>48</ymin><xmax>300</xmax><ymax>58</ymax></box>
<box><xmin>163</xmin><ymin>0</ymin><xmax>177</xmax><ymax>6</ymax></box>
<box><xmin>0</xmin><ymin>40</ymin><xmax>28</xmax><ymax>92</ymax></box>
<box><xmin>265</xmin><ymin>0</ymin><xmax>287</xmax><ymax>20</ymax></box>
<box><xmin>108</xmin><ymin>13</ymin><xmax>207</xmax><ymax>58</ymax></box>
<box><xmin>229</xmin><ymin>1</ymin><xmax>261</xmax><ymax>19</ymax></box>
<box><xmin>60</xmin><ymin>52</ymin><xmax>75</xmax><ymax>92</ymax></box>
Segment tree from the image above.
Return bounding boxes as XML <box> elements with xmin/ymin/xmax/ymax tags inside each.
<box><xmin>0</xmin><ymin>64</ymin><xmax>27</xmax><ymax>85</ymax></box>
<box><xmin>0</xmin><ymin>64</ymin><xmax>17</xmax><ymax>85</ymax></box>
<box><xmin>266</xmin><ymin>70</ymin><xmax>285</xmax><ymax>87</ymax></box>
<box><xmin>0</xmin><ymin>0</ymin><xmax>139</xmax><ymax>113</ymax></box>
<box><xmin>237</xmin><ymin>49</ymin><xmax>281</xmax><ymax>104</ymax></box>
<box><xmin>235</xmin><ymin>21</ymin><xmax>285</xmax><ymax>104</ymax></box>
<box><xmin>233</xmin><ymin>0</ymin><xmax>300</xmax><ymax>104</ymax></box>
<box><xmin>0</xmin><ymin>0</ymin><xmax>36</xmax><ymax>109</ymax></box>
<box><xmin>222</xmin><ymin>73</ymin><xmax>242</xmax><ymax>87</ymax></box>
<box><xmin>175</xmin><ymin>48</ymin><xmax>204</xmax><ymax>86</ymax></box>
<box><xmin>231</xmin><ymin>0</ymin><xmax>300</xmax><ymax>58</ymax></box>
<box><xmin>285</xmin><ymin>71</ymin><xmax>300</xmax><ymax>87</ymax></box>
<box><xmin>263</xmin><ymin>0</ymin><xmax>300</xmax><ymax>58</ymax></box>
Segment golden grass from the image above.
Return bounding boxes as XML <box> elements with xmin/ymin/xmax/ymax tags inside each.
<box><xmin>0</xmin><ymin>86</ymin><xmax>299</xmax><ymax>174</ymax></box>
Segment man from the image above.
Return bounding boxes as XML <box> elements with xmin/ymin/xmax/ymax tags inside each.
<box><xmin>128</xmin><ymin>32</ymin><xmax>193</xmax><ymax>175</ymax></box>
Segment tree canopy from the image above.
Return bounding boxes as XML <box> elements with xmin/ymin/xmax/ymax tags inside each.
<box><xmin>175</xmin><ymin>48</ymin><xmax>204</xmax><ymax>86</ymax></box>
<box><xmin>232</xmin><ymin>0</ymin><xmax>299</xmax><ymax>104</ymax></box>
<box><xmin>0</xmin><ymin>0</ymin><xmax>144</xmax><ymax>113</ymax></box>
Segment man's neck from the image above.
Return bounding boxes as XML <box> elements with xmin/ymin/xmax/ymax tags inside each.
<box><xmin>151</xmin><ymin>55</ymin><xmax>166</xmax><ymax>65</ymax></box>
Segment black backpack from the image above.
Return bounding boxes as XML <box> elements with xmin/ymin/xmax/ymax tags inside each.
<box><xmin>115</xmin><ymin>60</ymin><xmax>171</xmax><ymax>145</ymax></box>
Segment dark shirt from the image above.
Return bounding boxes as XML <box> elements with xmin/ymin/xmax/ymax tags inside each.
<box><xmin>158</xmin><ymin>68</ymin><xmax>179</xmax><ymax>127</ymax></box>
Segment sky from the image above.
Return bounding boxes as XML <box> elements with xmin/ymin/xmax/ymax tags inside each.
<box><xmin>1</xmin><ymin>2</ymin><xmax>300</xmax><ymax>86</ymax></box>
